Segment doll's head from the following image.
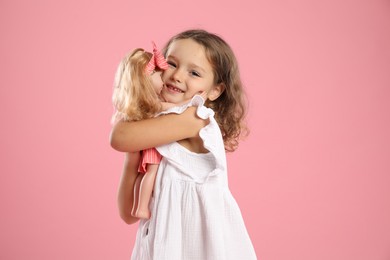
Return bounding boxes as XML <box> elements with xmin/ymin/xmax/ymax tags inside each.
<box><xmin>112</xmin><ymin>48</ymin><xmax>164</xmax><ymax>123</ymax></box>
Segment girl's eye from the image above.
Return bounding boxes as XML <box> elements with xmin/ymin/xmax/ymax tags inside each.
<box><xmin>191</xmin><ymin>71</ymin><xmax>200</xmax><ymax>77</ymax></box>
<box><xmin>167</xmin><ymin>61</ymin><xmax>176</xmax><ymax>68</ymax></box>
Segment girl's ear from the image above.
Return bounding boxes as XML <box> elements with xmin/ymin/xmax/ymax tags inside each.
<box><xmin>208</xmin><ymin>84</ymin><xmax>225</xmax><ymax>101</ymax></box>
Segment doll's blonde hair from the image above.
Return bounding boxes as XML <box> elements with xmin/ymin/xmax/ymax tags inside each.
<box><xmin>112</xmin><ymin>48</ymin><xmax>161</xmax><ymax>123</ymax></box>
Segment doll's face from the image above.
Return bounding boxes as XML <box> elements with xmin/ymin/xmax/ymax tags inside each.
<box><xmin>150</xmin><ymin>70</ymin><xmax>164</xmax><ymax>94</ymax></box>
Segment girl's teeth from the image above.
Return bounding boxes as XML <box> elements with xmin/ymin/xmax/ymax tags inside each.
<box><xmin>169</xmin><ymin>85</ymin><xmax>183</xmax><ymax>93</ymax></box>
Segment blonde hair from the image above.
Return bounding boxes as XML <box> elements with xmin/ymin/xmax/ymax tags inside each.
<box><xmin>163</xmin><ymin>29</ymin><xmax>249</xmax><ymax>152</ymax></box>
<box><xmin>112</xmin><ymin>48</ymin><xmax>161</xmax><ymax>123</ymax></box>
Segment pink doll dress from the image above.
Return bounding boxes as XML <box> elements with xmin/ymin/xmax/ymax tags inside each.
<box><xmin>138</xmin><ymin>148</ymin><xmax>162</xmax><ymax>173</ymax></box>
<box><xmin>131</xmin><ymin>96</ymin><xmax>257</xmax><ymax>260</ymax></box>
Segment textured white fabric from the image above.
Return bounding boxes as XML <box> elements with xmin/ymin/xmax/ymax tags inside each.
<box><xmin>131</xmin><ymin>96</ymin><xmax>257</xmax><ymax>260</ymax></box>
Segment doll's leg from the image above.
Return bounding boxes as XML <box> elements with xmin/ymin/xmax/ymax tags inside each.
<box><xmin>131</xmin><ymin>173</ymin><xmax>142</xmax><ymax>217</ymax></box>
<box><xmin>134</xmin><ymin>164</ymin><xmax>158</xmax><ymax>219</ymax></box>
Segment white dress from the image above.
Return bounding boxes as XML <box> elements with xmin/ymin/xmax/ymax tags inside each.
<box><xmin>131</xmin><ymin>96</ymin><xmax>257</xmax><ymax>260</ymax></box>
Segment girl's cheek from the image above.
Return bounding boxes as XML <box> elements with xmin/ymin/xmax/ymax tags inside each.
<box><xmin>161</xmin><ymin>69</ymin><xmax>172</xmax><ymax>81</ymax></box>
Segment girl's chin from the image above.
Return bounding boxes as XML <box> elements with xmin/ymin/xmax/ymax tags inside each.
<box><xmin>161</xmin><ymin>92</ymin><xmax>184</xmax><ymax>103</ymax></box>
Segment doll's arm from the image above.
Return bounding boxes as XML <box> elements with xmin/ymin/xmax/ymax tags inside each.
<box><xmin>110</xmin><ymin>106</ymin><xmax>208</xmax><ymax>152</ymax></box>
<box><xmin>117</xmin><ymin>152</ymin><xmax>141</xmax><ymax>224</ymax></box>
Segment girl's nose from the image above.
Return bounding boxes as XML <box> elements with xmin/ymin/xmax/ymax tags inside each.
<box><xmin>171</xmin><ymin>69</ymin><xmax>183</xmax><ymax>83</ymax></box>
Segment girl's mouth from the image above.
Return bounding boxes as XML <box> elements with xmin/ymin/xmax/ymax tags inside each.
<box><xmin>165</xmin><ymin>84</ymin><xmax>184</xmax><ymax>93</ymax></box>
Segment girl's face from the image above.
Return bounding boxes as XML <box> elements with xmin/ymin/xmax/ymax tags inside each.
<box><xmin>161</xmin><ymin>39</ymin><xmax>223</xmax><ymax>104</ymax></box>
<box><xmin>150</xmin><ymin>70</ymin><xmax>164</xmax><ymax>94</ymax></box>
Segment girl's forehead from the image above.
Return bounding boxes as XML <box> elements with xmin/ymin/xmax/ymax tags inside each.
<box><xmin>166</xmin><ymin>39</ymin><xmax>211</xmax><ymax>66</ymax></box>
<box><xmin>167</xmin><ymin>39</ymin><xmax>203</xmax><ymax>56</ymax></box>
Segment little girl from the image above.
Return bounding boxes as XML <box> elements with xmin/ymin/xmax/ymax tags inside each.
<box><xmin>111</xmin><ymin>30</ymin><xmax>257</xmax><ymax>259</ymax></box>
<box><xmin>112</xmin><ymin>43</ymin><xmax>180</xmax><ymax>219</ymax></box>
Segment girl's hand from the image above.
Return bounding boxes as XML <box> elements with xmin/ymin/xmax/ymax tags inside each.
<box><xmin>198</xmin><ymin>91</ymin><xmax>208</xmax><ymax>101</ymax></box>
<box><xmin>160</xmin><ymin>96</ymin><xmax>194</xmax><ymax>110</ymax></box>
<box><xmin>160</xmin><ymin>101</ymin><xmax>179</xmax><ymax>111</ymax></box>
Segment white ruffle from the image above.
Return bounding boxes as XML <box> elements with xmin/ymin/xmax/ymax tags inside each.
<box><xmin>158</xmin><ymin>95</ymin><xmax>226</xmax><ymax>182</ymax></box>
<box><xmin>158</xmin><ymin>95</ymin><xmax>213</xmax><ymax>119</ymax></box>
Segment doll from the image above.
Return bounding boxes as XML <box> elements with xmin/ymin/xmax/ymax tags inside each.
<box><xmin>112</xmin><ymin>42</ymin><xmax>173</xmax><ymax>219</ymax></box>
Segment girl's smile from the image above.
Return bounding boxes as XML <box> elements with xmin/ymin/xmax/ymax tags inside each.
<box><xmin>165</xmin><ymin>83</ymin><xmax>185</xmax><ymax>94</ymax></box>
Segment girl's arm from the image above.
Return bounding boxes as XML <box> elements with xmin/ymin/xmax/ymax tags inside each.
<box><xmin>117</xmin><ymin>152</ymin><xmax>141</xmax><ymax>224</ymax></box>
<box><xmin>110</xmin><ymin>107</ymin><xmax>208</xmax><ymax>152</ymax></box>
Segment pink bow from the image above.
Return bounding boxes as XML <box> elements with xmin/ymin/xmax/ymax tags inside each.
<box><xmin>145</xmin><ymin>41</ymin><xmax>168</xmax><ymax>74</ymax></box>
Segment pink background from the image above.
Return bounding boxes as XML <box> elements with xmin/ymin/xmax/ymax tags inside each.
<box><xmin>1</xmin><ymin>0</ymin><xmax>389</xmax><ymax>259</ymax></box>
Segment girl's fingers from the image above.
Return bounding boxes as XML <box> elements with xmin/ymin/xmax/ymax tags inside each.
<box><xmin>199</xmin><ymin>91</ymin><xmax>208</xmax><ymax>100</ymax></box>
